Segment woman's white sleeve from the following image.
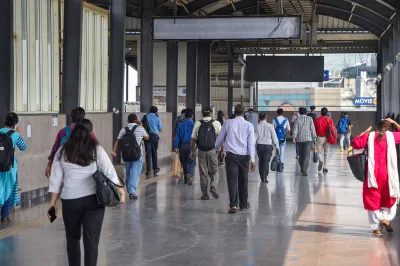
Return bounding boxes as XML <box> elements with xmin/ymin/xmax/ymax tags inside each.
<box><xmin>48</xmin><ymin>150</ymin><xmax>64</xmax><ymax>193</ymax></box>
<box><xmin>97</xmin><ymin>146</ymin><xmax>121</xmax><ymax>185</ymax></box>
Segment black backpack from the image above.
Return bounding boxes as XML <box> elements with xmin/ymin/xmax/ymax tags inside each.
<box><xmin>0</xmin><ymin>131</ymin><xmax>15</xmax><ymax>172</ymax></box>
<box><xmin>120</xmin><ymin>126</ymin><xmax>141</xmax><ymax>162</ymax></box>
<box><xmin>197</xmin><ymin>120</ymin><xmax>217</xmax><ymax>151</ymax></box>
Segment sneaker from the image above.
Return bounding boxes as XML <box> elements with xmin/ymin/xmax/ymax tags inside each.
<box><xmin>145</xmin><ymin>171</ymin><xmax>151</xmax><ymax>176</ymax></box>
<box><xmin>302</xmin><ymin>171</ymin><xmax>308</xmax><ymax>176</ymax></box>
<box><xmin>154</xmin><ymin>168</ymin><xmax>160</xmax><ymax>174</ymax></box>
<box><xmin>129</xmin><ymin>193</ymin><xmax>138</xmax><ymax>200</ymax></box>
<box><xmin>210</xmin><ymin>188</ymin><xmax>219</xmax><ymax>199</ymax></box>
<box><xmin>186</xmin><ymin>174</ymin><xmax>193</xmax><ymax>186</ymax></box>
<box><xmin>239</xmin><ymin>202</ymin><xmax>250</xmax><ymax>211</ymax></box>
<box><xmin>201</xmin><ymin>194</ymin><xmax>210</xmax><ymax>200</ymax></box>
<box><xmin>1</xmin><ymin>217</ymin><xmax>11</xmax><ymax>223</ymax></box>
<box><xmin>323</xmin><ymin>168</ymin><xmax>328</xmax><ymax>173</ymax></box>
<box><xmin>318</xmin><ymin>161</ymin><xmax>323</xmax><ymax>172</ymax></box>
<box><xmin>340</xmin><ymin>148</ymin><xmax>344</xmax><ymax>153</ymax></box>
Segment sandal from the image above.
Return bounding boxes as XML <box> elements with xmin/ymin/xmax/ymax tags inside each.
<box><xmin>228</xmin><ymin>207</ymin><xmax>237</xmax><ymax>214</ymax></box>
<box><xmin>382</xmin><ymin>220</ymin><xmax>394</xmax><ymax>233</ymax></box>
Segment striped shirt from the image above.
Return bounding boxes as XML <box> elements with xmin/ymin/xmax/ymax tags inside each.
<box><xmin>117</xmin><ymin>123</ymin><xmax>149</xmax><ymax>151</ymax></box>
<box><xmin>292</xmin><ymin>115</ymin><xmax>316</xmax><ymax>142</ymax></box>
<box><xmin>0</xmin><ymin>128</ymin><xmax>27</xmax><ymax>151</ymax></box>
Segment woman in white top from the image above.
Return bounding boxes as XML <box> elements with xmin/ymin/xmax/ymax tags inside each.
<box><xmin>49</xmin><ymin>119</ymin><xmax>125</xmax><ymax>266</ymax></box>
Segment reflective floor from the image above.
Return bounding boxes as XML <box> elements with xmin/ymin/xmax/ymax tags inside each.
<box><xmin>1</xmin><ymin>145</ymin><xmax>400</xmax><ymax>266</ymax></box>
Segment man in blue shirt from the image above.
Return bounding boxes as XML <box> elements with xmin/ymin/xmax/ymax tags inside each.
<box><xmin>174</xmin><ymin>109</ymin><xmax>195</xmax><ymax>185</ymax></box>
<box><xmin>142</xmin><ymin>106</ymin><xmax>163</xmax><ymax>176</ymax></box>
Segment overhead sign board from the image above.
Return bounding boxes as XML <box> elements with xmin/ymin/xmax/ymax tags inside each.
<box><xmin>353</xmin><ymin>97</ymin><xmax>377</xmax><ymax>106</ymax></box>
<box><xmin>324</xmin><ymin>70</ymin><xmax>329</xmax><ymax>81</ymax></box>
<box><xmin>153</xmin><ymin>16</ymin><xmax>301</xmax><ymax>40</ymax></box>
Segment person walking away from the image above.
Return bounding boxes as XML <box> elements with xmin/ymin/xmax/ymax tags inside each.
<box><xmin>247</xmin><ymin>108</ymin><xmax>259</xmax><ymax>129</ymax></box>
<box><xmin>174</xmin><ymin>109</ymin><xmax>195</xmax><ymax>185</ymax></box>
<box><xmin>112</xmin><ymin>114</ymin><xmax>149</xmax><ymax>200</ymax></box>
<box><xmin>256</xmin><ymin>113</ymin><xmax>279</xmax><ymax>183</ymax></box>
<box><xmin>45</xmin><ymin>107</ymin><xmax>96</xmax><ymax>178</ymax></box>
<box><xmin>314</xmin><ymin>107</ymin><xmax>335</xmax><ymax>173</ymax></box>
<box><xmin>292</xmin><ymin>107</ymin><xmax>316</xmax><ymax>176</ymax></box>
<box><xmin>49</xmin><ymin>119</ymin><xmax>125</xmax><ymax>266</ymax></box>
<box><xmin>175</xmin><ymin>109</ymin><xmax>186</xmax><ymax>131</ymax></box>
<box><xmin>291</xmin><ymin>112</ymin><xmax>300</xmax><ymax>159</ymax></box>
<box><xmin>338</xmin><ymin>112</ymin><xmax>352</xmax><ymax>153</ymax></box>
<box><xmin>0</xmin><ymin>113</ymin><xmax>27</xmax><ymax>223</ymax></box>
<box><xmin>307</xmin><ymin>106</ymin><xmax>317</xmax><ymax>121</ymax></box>
<box><xmin>191</xmin><ymin>107</ymin><xmax>222</xmax><ymax>200</ymax></box>
<box><xmin>217</xmin><ymin>111</ymin><xmax>226</xmax><ymax>167</ymax></box>
<box><xmin>351</xmin><ymin>118</ymin><xmax>400</xmax><ymax>236</ymax></box>
<box><xmin>272</xmin><ymin>108</ymin><xmax>290</xmax><ymax>169</ymax></box>
<box><xmin>185</xmin><ymin>109</ymin><xmax>197</xmax><ymax>178</ymax></box>
<box><xmin>142</xmin><ymin>106</ymin><xmax>163</xmax><ymax>176</ymax></box>
<box><xmin>215</xmin><ymin>104</ymin><xmax>255</xmax><ymax>213</ymax></box>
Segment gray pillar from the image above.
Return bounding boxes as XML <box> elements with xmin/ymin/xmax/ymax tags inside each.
<box><xmin>109</xmin><ymin>0</ymin><xmax>126</xmax><ymax>163</ymax></box>
<box><xmin>140</xmin><ymin>0</ymin><xmax>154</xmax><ymax>113</ymax></box>
<box><xmin>227</xmin><ymin>43</ymin><xmax>233</xmax><ymax>117</ymax></box>
<box><xmin>200</xmin><ymin>41</ymin><xmax>211</xmax><ymax>108</ymax></box>
<box><xmin>166</xmin><ymin>41</ymin><xmax>178</xmax><ymax>136</ymax></box>
<box><xmin>376</xmin><ymin>42</ymin><xmax>383</xmax><ymax>121</ymax></box>
<box><xmin>62</xmin><ymin>0</ymin><xmax>83</xmax><ymax>123</ymax></box>
<box><xmin>382</xmin><ymin>44</ymin><xmax>390</xmax><ymax>117</ymax></box>
<box><xmin>186</xmin><ymin>41</ymin><xmax>197</xmax><ymax>111</ymax></box>
<box><xmin>125</xmin><ymin>62</ymin><xmax>129</xmax><ymax>103</ymax></box>
<box><xmin>0</xmin><ymin>0</ymin><xmax>12</xmax><ymax>121</ymax></box>
<box><xmin>389</xmin><ymin>37</ymin><xmax>394</xmax><ymax>114</ymax></box>
<box><xmin>392</xmin><ymin>22</ymin><xmax>400</xmax><ymax>115</ymax></box>
<box><xmin>196</xmin><ymin>43</ymin><xmax>203</xmax><ymax>106</ymax></box>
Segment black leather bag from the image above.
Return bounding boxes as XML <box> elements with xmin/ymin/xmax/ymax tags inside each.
<box><xmin>92</xmin><ymin>170</ymin><xmax>123</xmax><ymax>207</ymax></box>
<box><xmin>347</xmin><ymin>149</ymin><xmax>366</xmax><ymax>182</ymax></box>
<box><xmin>313</xmin><ymin>150</ymin><xmax>319</xmax><ymax>163</ymax></box>
<box><xmin>270</xmin><ymin>153</ymin><xmax>280</xmax><ymax>172</ymax></box>
<box><xmin>277</xmin><ymin>162</ymin><xmax>284</xmax><ymax>172</ymax></box>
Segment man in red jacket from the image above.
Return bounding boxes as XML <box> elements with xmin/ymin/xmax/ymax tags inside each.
<box><xmin>314</xmin><ymin>107</ymin><xmax>334</xmax><ymax>173</ymax></box>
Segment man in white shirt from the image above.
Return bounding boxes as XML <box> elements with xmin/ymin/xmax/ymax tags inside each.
<box><xmin>272</xmin><ymin>108</ymin><xmax>291</xmax><ymax>166</ymax></box>
<box><xmin>291</xmin><ymin>111</ymin><xmax>300</xmax><ymax>159</ymax></box>
<box><xmin>112</xmin><ymin>113</ymin><xmax>149</xmax><ymax>200</ymax></box>
<box><xmin>256</xmin><ymin>113</ymin><xmax>279</xmax><ymax>183</ymax></box>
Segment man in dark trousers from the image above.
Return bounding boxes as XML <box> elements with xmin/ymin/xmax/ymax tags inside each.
<box><xmin>215</xmin><ymin>104</ymin><xmax>256</xmax><ymax>214</ymax></box>
<box><xmin>142</xmin><ymin>106</ymin><xmax>163</xmax><ymax>176</ymax></box>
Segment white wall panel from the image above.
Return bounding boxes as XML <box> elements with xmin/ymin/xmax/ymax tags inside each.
<box><xmin>80</xmin><ymin>3</ymin><xmax>109</xmax><ymax>112</ymax></box>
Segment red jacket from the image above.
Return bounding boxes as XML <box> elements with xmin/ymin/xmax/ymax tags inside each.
<box><xmin>314</xmin><ymin>116</ymin><xmax>334</xmax><ymax>137</ymax></box>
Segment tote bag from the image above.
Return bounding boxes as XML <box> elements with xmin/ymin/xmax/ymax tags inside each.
<box><xmin>347</xmin><ymin>149</ymin><xmax>366</xmax><ymax>182</ymax></box>
<box><xmin>270</xmin><ymin>153</ymin><xmax>280</xmax><ymax>172</ymax></box>
<box><xmin>313</xmin><ymin>150</ymin><xmax>319</xmax><ymax>163</ymax></box>
<box><xmin>172</xmin><ymin>153</ymin><xmax>181</xmax><ymax>177</ymax></box>
<box><xmin>92</xmin><ymin>170</ymin><xmax>123</xmax><ymax>207</ymax></box>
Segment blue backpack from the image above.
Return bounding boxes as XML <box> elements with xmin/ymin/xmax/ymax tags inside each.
<box><xmin>274</xmin><ymin>118</ymin><xmax>287</xmax><ymax>143</ymax></box>
<box><xmin>338</xmin><ymin>118</ymin><xmax>349</xmax><ymax>134</ymax></box>
<box><xmin>59</xmin><ymin>126</ymin><xmax>71</xmax><ymax>146</ymax></box>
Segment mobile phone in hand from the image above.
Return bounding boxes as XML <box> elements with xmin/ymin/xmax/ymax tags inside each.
<box><xmin>48</xmin><ymin>206</ymin><xmax>57</xmax><ymax>223</ymax></box>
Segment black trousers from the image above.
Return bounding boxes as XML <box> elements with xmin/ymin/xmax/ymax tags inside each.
<box><xmin>225</xmin><ymin>152</ymin><xmax>250</xmax><ymax>209</ymax></box>
<box><xmin>297</xmin><ymin>141</ymin><xmax>312</xmax><ymax>171</ymax></box>
<box><xmin>62</xmin><ymin>195</ymin><xmax>105</xmax><ymax>266</ymax></box>
<box><xmin>256</xmin><ymin>144</ymin><xmax>273</xmax><ymax>181</ymax></box>
<box><xmin>179</xmin><ymin>143</ymin><xmax>191</xmax><ymax>178</ymax></box>
<box><xmin>145</xmin><ymin>133</ymin><xmax>159</xmax><ymax>172</ymax></box>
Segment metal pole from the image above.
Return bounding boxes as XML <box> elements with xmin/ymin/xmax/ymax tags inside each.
<box><xmin>240</xmin><ymin>65</ymin><xmax>244</xmax><ymax>105</ymax></box>
<box><xmin>250</xmin><ymin>84</ymin><xmax>254</xmax><ymax>108</ymax></box>
<box><xmin>0</xmin><ymin>0</ymin><xmax>12</xmax><ymax>121</ymax></box>
<box><xmin>125</xmin><ymin>62</ymin><xmax>129</xmax><ymax>102</ymax></box>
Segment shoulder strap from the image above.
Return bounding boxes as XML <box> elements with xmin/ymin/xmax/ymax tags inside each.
<box><xmin>125</xmin><ymin>127</ymin><xmax>131</xmax><ymax>133</ymax></box>
<box><xmin>273</xmin><ymin>117</ymin><xmax>279</xmax><ymax>125</ymax></box>
<box><xmin>64</xmin><ymin>126</ymin><xmax>71</xmax><ymax>136</ymax></box>
<box><xmin>200</xmin><ymin>120</ymin><xmax>205</xmax><ymax>125</ymax></box>
<box><xmin>6</xmin><ymin>130</ymin><xmax>15</xmax><ymax>137</ymax></box>
<box><xmin>131</xmin><ymin>125</ymin><xmax>138</xmax><ymax>134</ymax></box>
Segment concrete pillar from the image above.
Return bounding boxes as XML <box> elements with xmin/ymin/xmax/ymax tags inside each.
<box><xmin>186</xmin><ymin>41</ymin><xmax>197</xmax><ymax>111</ymax></box>
<box><xmin>0</xmin><ymin>0</ymin><xmax>12</xmax><ymax>121</ymax></box>
<box><xmin>376</xmin><ymin>42</ymin><xmax>383</xmax><ymax>121</ymax></box>
<box><xmin>109</xmin><ymin>0</ymin><xmax>126</xmax><ymax>162</ymax></box>
<box><xmin>125</xmin><ymin>62</ymin><xmax>129</xmax><ymax>102</ymax></box>
<box><xmin>382</xmin><ymin>44</ymin><xmax>390</xmax><ymax>117</ymax></box>
<box><xmin>227</xmin><ymin>43</ymin><xmax>233</xmax><ymax>117</ymax></box>
<box><xmin>166</xmin><ymin>41</ymin><xmax>178</xmax><ymax>135</ymax></box>
<box><xmin>62</xmin><ymin>0</ymin><xmax>83</xmax><ymax>123</ymax></box>
<box><xmin>389</xmin><ymin>37</ymin><xmax>394</xmax><ymax>114</ymax></box>
<box><xmin>199</xmin><ymin>41</ymin><xmax>211</xmax><ymax>108</ymax></box>
<box><xmin>140</xmin><ymin>0</ymin><xmax>154</xmax><ymax>113</ymax></box>
<box><xmin>392</xmin><ymin>27</ymin><xmax>400</xmax><ymax>115</ymax></box>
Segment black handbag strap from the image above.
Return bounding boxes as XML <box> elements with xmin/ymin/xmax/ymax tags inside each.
<box><xmin>94</xmin><ymin>149</ymin><xmax>125</xmax><ymax>188</ymax></box>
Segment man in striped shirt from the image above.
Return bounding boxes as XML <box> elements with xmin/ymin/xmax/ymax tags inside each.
<box><xmin>292</xmin><ymin>107</ymin><xmax>316</xmax><ymax>176</ymax></box>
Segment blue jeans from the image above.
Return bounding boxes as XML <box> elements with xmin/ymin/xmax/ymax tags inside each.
<box><xmin>279</xmin><ymin>141</ymin><xmax>287</xmax><ymax>163</ymax></box>
<box><xmin>188</xmin><ymin>148</ymin><xmax>196</xmax><ymax>176</ymax></box>
<box><xmin>124</xmin><ymin>157</ymin><xmax>143</xmax><ymax>195</ymax></box>
<box><xmin>1</xmin><ymin>194</ymin><xmax>11</xmax><ymax>217</ymax></box>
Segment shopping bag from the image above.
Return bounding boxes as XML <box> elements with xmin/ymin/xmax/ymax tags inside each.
<box><xmin>171</xmin><ymin>153</ymin><xmax>181</xmax><ymax>177</ymax></box>
<box><xmin>313</xmin><ymin>150</ymin><xmax>319</xmax><ymax>163</ymax></box>
<box><xmin>347</xmin><ymin>149</ymin><xmax>366</xmax><ymax>182</ymax></box>
<box><xmin>270</xmin><ymin>153</ymin><xmax>280</xmax><ymax>172</ymax></box>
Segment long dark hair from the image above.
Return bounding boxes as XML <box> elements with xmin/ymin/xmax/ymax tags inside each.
<box><xmin>217</xmin><ymin>111</ymin><xmax>224</xmax><ymax>125</ymax></box>
<box><xmin>376</xmin><ymin>120</ymin><xmax>392</xmax><ymax>141</ymax></box>
<box><xmin>59</xmin><ymin>119</ymin><xmax>98</xmax><ymax>166</ymax></box>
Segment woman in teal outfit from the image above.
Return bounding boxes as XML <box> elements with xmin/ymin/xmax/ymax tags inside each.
<box><xmin>0</xmin><ymin>112</ymin><xmax>27</xmax><ymax>223</ymax></box>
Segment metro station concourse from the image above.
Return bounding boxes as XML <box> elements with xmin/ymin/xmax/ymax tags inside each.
<box><xmin>1</xmin><ymin>0</ymin><xmax>400</xmax><ymax>265</ymax></box>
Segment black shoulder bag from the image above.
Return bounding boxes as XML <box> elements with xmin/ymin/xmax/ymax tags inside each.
<box><xmin>347</xmin><ymin>148</ymin><xmax>367</xmax><ymax>182</ymax></box>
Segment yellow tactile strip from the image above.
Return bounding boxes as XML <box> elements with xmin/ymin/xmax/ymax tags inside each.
<box><xmin>0</xmin><ymin>172</ymin><xmax>174</xmax><ymax>239</ymax></box>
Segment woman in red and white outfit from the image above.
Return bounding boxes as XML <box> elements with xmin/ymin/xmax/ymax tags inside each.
<box><xmin>351</xmin><ymin>118</ymin><xmax>400</xmax><ymax>236</ymax></box>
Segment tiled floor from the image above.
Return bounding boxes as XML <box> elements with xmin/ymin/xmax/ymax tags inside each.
<box><xmin>1</xmin><ymin>145</ymin><xmax>400</xmax><ymax>266</ymax></box>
